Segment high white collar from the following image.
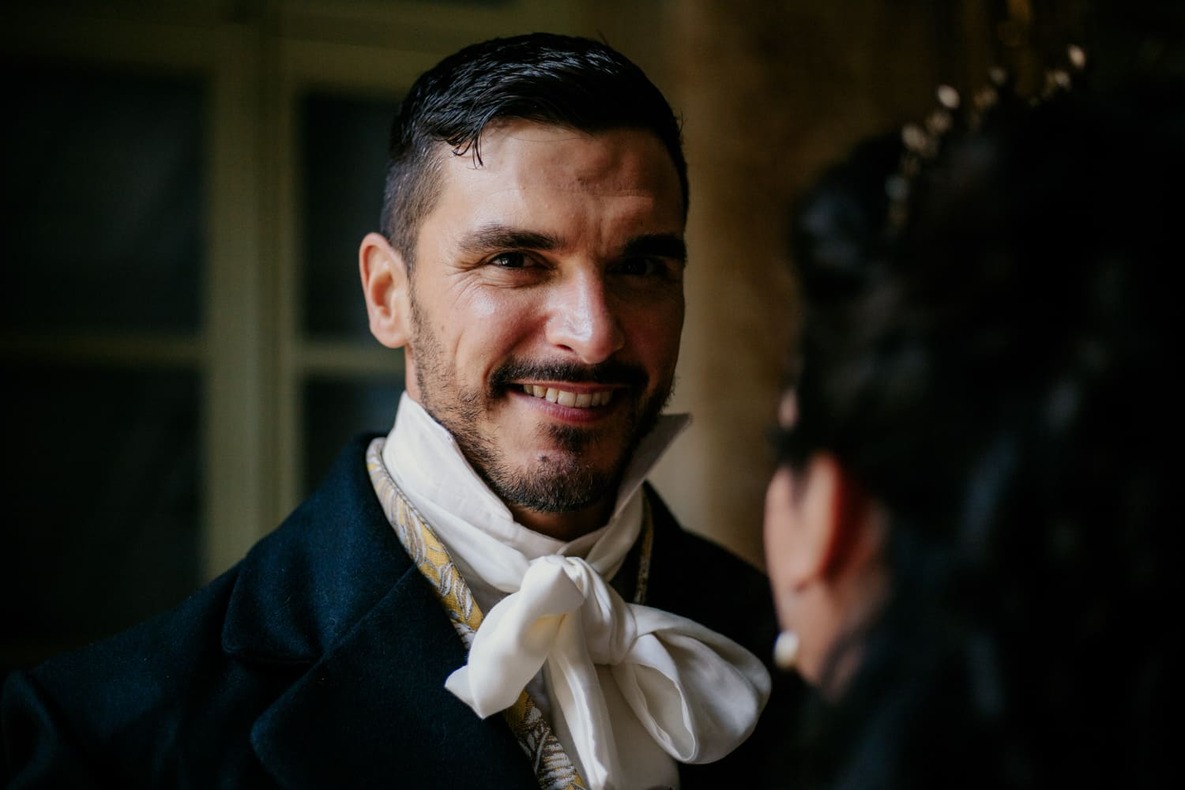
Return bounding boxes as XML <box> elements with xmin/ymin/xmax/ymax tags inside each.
<box><xmin>380</xmin><ymin>392</ymin><xmax>689</xmax><ymax>609</ymax></box>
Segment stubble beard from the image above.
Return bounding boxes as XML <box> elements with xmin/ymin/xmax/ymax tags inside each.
<box><xmin>408</xmin><ymin>292</ymin><xmax>669</xmax><ymax>515</ymax></box>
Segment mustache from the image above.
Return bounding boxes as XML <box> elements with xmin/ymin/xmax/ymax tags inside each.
<box><xmin>489</xmin><ymin>359</ymin><xmax>648</xmax><ymax>391</ymax></box>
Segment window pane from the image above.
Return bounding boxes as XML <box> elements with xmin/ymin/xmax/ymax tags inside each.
<box><xmin>0</xmin><ymin>363</ymin><xmax>203</xmax><ymax>674</ymax></box>
<box><xmin>0</xmin><ymin>62</ymin><xmax>206</xmax><ymax>334</ymax></box>
<box><xmin>302</xmin><ymin>376</ymin><xmax>405</xmax><ymax>494</ymax></box>
<box><xmin>300</xmin><ymin>93</ymin><xmax>399</xmax><ymax>340</ymax></box>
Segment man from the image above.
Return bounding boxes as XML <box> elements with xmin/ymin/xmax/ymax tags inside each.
<box><xmin>2</xmin><ymin>33</ymin><xmax>787</xmax><ymax>789</ymax></box>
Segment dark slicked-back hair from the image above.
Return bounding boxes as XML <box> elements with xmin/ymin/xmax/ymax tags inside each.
<box><xmin>380</xmin><ymin>32</ymin><xmax>687</xmax><ymax>267</ymax></box>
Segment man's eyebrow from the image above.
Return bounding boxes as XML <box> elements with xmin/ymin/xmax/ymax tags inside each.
<box><xmin>459</xmin><ymin>224</ymin><xmax>559</xmax><ymax>255</ymax></box>
<box><xmin>458</xmin><ymin>225</ymin><xmax>687</xmax><ymax>264</ymax></box>
<box><xmin>623</xmin><ymin>233</ymin><xmax>687</xmax><ymax>264</ymax></box>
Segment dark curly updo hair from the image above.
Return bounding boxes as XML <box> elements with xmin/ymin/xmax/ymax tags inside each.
<box><xmin>771</xmin><ymin>70</ymin><xmax>1185</xmax><ymax>788</ymax></box>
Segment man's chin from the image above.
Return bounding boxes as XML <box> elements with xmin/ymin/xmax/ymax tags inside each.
<box><xmin>489</xmin><ymin>453</ymin><xmax>624</xmax><ymax>515</ymax></box>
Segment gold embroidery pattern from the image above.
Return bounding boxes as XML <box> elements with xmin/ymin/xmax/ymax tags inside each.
<box><xmin>633</xmin><ymin>501</ymin><xmax>653</xmax><ymax>605</ymax></box>
<box><xmin>366</xmin><ymin>439</ymin><xmax>587</xmax><ymax>790</ymax></box>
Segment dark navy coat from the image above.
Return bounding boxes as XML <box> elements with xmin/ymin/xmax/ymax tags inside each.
<box><xmin>2</xmin><ymin>436</ymin><xmax>788</xmax><ymax>788</ymax></box>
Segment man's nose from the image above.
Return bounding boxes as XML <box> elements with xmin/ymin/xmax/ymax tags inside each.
<box><xmin>545</xmin><ymin>272</ymin><xmax>625</xmax><ymax>364</ymax></box>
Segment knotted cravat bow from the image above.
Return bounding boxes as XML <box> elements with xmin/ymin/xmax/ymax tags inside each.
<box><xmin>446</xmin><ymin>554</ymin><xmax>770</xmax><ymax>790</ymax></box>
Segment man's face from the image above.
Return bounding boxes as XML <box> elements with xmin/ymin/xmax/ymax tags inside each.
<box><xmin>404</xmin><ymin>121</ymin><xmax>685</xmax><ymax>538</ymax></box>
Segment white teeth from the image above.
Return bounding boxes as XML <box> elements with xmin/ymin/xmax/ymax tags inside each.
<box><xmin>521</xmin><ymin>384</ymin><xmax>613</xmax><ymax>409</ymax></box>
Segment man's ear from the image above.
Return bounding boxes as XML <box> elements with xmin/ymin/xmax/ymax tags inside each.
<box><xmin>359</xmin><ymin>232</ymin><xmax>411</xmax><ymax>349</ymax></box>
<box><xmin>785</xmin><ymin>453</ymin><xmax>882</xmax><ymax>586</ymax></box>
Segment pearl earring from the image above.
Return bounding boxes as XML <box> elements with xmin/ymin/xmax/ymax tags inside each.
<box><xmin>774</xmin><ymin>630</ymin><xmax>800</xmax><ymax>671</ymax></box>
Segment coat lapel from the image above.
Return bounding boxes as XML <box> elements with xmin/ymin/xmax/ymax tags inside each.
<box><xmin>218</xmin><ymin>435</ymin><xmax>536</xmax><ymax>789</ymax></box>
<box><xmin>249</xmin><ymin>568</ymin><xmax>535</xmax><ymax>789</ymax></box>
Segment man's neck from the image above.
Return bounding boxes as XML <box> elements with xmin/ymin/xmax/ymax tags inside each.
<box><xmin>508</xmin><ymin>499</ymin><xmax>615</xmax><ymax>543</ymax></box>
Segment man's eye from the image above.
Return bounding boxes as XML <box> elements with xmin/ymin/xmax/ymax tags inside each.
<box><xmin>616</xmin><ymin>257</ymin><xmax>665</xmax><ymax>276</ymax></box>
<box><xmin>489</xmin><ymin>252</ymin><xmax>530</xmax><ymax>269</ymax></box>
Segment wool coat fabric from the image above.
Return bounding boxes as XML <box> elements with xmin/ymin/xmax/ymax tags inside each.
<box><xmin>1</xmin><ymin>435</ymin><xmax>788</xmax><ymax>789</ymax></box>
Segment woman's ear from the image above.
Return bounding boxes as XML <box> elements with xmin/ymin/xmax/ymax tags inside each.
<box><xmin>785</xmin><ymin>453</ymin><xmax>883</xmax><ymax>586</ymax></box>
<box><xmin>359</xmin><ymin>232</ymin><xmax>411</xmax><ymax>349</ymax></box>
<box><xmin>765</xmin><ymin>452</ymin><xmax>889</xmax><ymax>689</ymax></box>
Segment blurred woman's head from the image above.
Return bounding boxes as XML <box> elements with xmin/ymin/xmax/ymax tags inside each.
<box><xmin>764</xmin><ymin>65</ymin><xmax>1184</xmax><ymax>786</ymax></box>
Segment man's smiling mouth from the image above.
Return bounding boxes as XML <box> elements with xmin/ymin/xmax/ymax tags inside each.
<box><xmin>521</xmin><ymin>385</ymin><xmax>614</xmax><ymax>408</ymax></box>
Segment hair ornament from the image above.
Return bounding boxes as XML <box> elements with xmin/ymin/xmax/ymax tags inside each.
<box><xmin>885</xmin><ymin>83</ymin><xmax>965</xmax><ymax>231</ymax></box>
<box><xmin>1039</xmin><ymin>43</ymin><xmax>1088</xmax><ymax>100</ymax></box>
<box><xmin>936</xmin><ymin>84</ymin><xmax>960</xmax><ymax>110</ymax></box>
<box><xmin>886</xmin><ymin>45</ymin><xmax>1088</xmax><ymax>234</ymax></box>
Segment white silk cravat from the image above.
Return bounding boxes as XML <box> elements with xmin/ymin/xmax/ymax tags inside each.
<box><xmin>445</xmin><ymin>555</ymin><xmax>769</xmax><ymax>789</ymax></box>
<box><xmin>382</xmin><ymin>395</ymin><xmax>770</xmax><ymax>789</ymax></box>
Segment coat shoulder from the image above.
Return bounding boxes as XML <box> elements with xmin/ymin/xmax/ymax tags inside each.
<box><xmin>643</xmin><ymin>484</ymin><xmax>776</xmax><ymax>657</ymax></box>
<box><xmin>1</xmin><ymin>435</ymin><xmax>399</xmax><ymax>787</ymax></box>
<box><xmin>1</xmin><ymin>569</ymin><xmax>258</xmax><ymax>784</ymax></box>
